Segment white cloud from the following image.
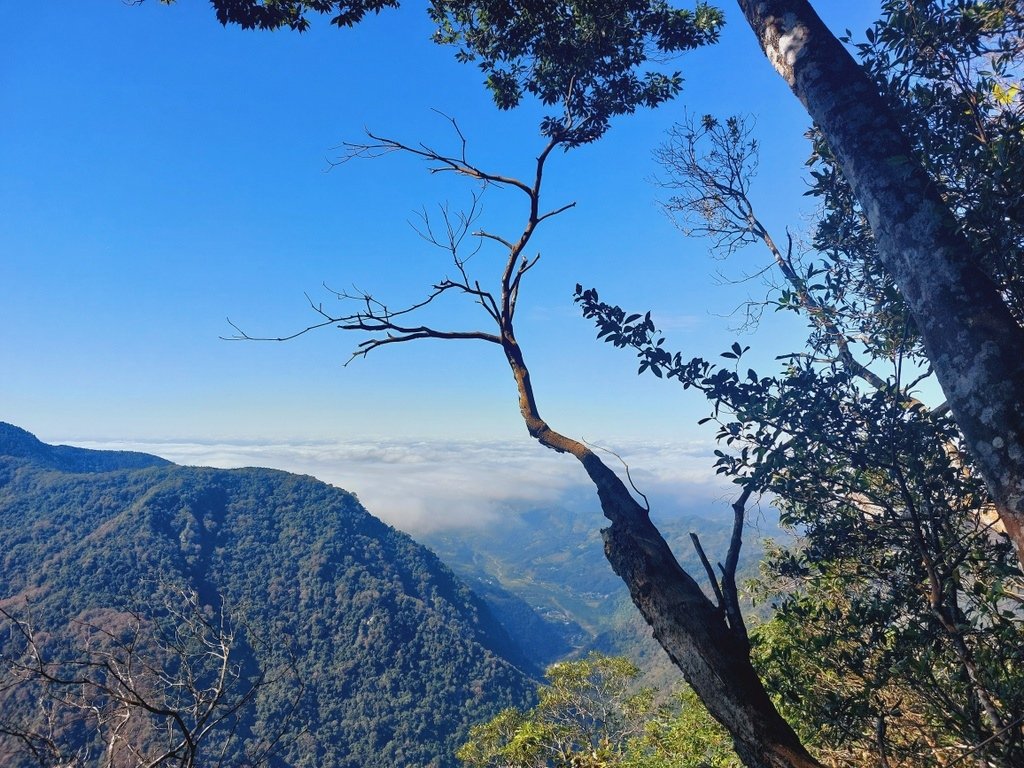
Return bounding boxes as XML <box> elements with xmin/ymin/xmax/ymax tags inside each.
<box><xmin>68</xmin><ymin>436</ymin><xmax>730</xmax><ymax>534</ymax></box>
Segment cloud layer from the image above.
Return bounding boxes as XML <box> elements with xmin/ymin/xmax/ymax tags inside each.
<box><xmin>68</xmin><ymin>436</ymin><xmax>732</xmax><ymax>534</ymax></box>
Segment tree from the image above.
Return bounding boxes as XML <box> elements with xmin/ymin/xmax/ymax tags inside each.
<box><xmin>583</xmin><ymin>267</ymin><xmax>1024</xmax><ymax>764</ymax></box>
<box><xmin>219</xmin><ymin>10</ymin><xmax>812</xmax><ymax>765</ymax></box>
<box><xmin>457</xmin><ymin>654</ymin><xmax>738</xmax><ymax>768</ymax></box>
<box><xmin>145</xmin><ymin>0</ymin><xmax>401</xmax><ymax>31</ymax></box>
<box><xmin>233</xmin><ymin>120</ymin><xmax>820</xmax><ymax>768</ymax></box>
<box><xmin>583</xmin><ymin>3</ymin><xmax>1024</xmax><ymax>760</ymax></box>
<box><xmin>156</xmin><ymin>0</ymin><xmax>1024</xmax><ymax>559</ymax></box>
<box><xmin>0</xmin><ymin>585</ymin><xmax>301</xmax><ymax>768</ymax></box>
<box><xmin>730</xmin><ymin>5</ymin><xmax>1024</xmax><ymax>760</ymax></box>
<box><xmin>730</xmin><ymin>0</ymin><xmax>1024</xmax><ymax>563</ymax></box>
<box><xmin>753</xmin><ymin>533</ymin><xmax>1024</xmax><ymax>766</ymax></box>
<box><xmin>152</xmin><ymin>0</ymin><xmax>1023</xmax><ymax>764</ymax></box>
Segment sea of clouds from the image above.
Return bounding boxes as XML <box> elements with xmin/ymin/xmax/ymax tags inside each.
<box><xmin>68</xmin><ymin>436</ymin><xmax>736</xmax><ymax>534</ymax></box>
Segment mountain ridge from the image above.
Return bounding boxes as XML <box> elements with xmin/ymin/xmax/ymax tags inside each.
<box><xmin>0</xmin><ymin>423</ymin><xmax>534</xmax><ymax>768</ymax></box>
<box><xmin>0</xmin><ymin>421</ymin><xmax>171</xmax><ymax>473</ymax></box>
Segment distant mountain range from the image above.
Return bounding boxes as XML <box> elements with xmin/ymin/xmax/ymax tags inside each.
<box><xmin>0</xmin><ymin>423</ymin><xmax>533</xmax><ymax>768</ymax></box>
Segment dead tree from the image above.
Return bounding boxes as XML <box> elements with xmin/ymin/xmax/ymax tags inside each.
<box><xmin>0</xmin><ymin>586</ymin><xmax>301</xmax><ymax>768</ymax></box>
<box><xmin>229</xmin><ymin>114</ymin><xmax>821</xmax><ymax>768</ymax></box>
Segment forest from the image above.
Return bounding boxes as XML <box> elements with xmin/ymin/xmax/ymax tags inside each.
<box><xmin>4</xmin><ymin>0</ymin><xmax>1024</xmax><ymax>766</ymax></box>
<box><xmin>0</xmin><ymin>422</ymin><xmax>534</xmax><ymax>767</ymax></box>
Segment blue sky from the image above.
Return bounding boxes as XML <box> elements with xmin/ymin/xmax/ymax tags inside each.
<box><xmin>2</xmin><ymin>1</ymin><xmax>883</xmax><ymax>451</ymax></box>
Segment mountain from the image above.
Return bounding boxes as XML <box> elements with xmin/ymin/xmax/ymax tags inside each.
<box><xmin>0</xmin><ymin>424</ymin><xmax>533</xmax><ymax>768</ymax></box>
<box><xmin>0</xmin><ymin>421</ymin><xmax>171</xmax><ymax>472</ymax></box>
<box><xmin>419</xmin><ymin>490</ymin><xmax>778</xmax><ymax>690</ymax></box>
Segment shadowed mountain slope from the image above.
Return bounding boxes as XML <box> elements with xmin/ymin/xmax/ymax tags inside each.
<box><xmin>0</xmin><ymin>423</ymin><xmax>533</xmax><ymax>768</ymax></box>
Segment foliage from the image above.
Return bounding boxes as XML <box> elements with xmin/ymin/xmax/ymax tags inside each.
<box><xmin>625</xmin><ymin>686</ymin><xmax>740</xmax><ymax>768</ymax></box>
<box><xmin>0</xmin><ymin>424</ymin><xmax>533</xmax><ymax>768</ymax></box>
<box><xmin>745</xmin><ymin>393</ymin><xmax>1024</xmax><ymax>765</ymax></box>
<box><xmin>752</xmin><ymin>539</ymin><xmax>1024</xmax><ymax>767</ymax></box>
<box><xmin>753</xmin><ymin>9</ymin><xmax>1024</xmax><ymax>761</ymax></box>
<box><xmin>152</xmin><ymin>0</ymin><xmax>722</xmax><ymax>147</ymax></box>
<box><xmin>141</xmin><ymin>0</ymin><xmax>1024</xmax><ymax>764</ymax></box>
<box><xmin>806</xmin><ymin>0</ymin><xmax>1024</xmax><ymax>354</ymax></box>
<box><xmin>457</xmin><ymin>654</ymin><xmax>737</xmax><ymax>768</ymax></box>
<box><xmin>575</xmin><ymin>2</ymin><xmax>1024</xmax><ymax>764</ymax></box>
<box><xmin>579</xmin><ymin>224</ymin><xmax>1024</xmax><ymax>767</ymax></box>
<box><xmin>152</xmin><ymin>0</ymin><xmax>400</xmax><ymax>31</ymax></box>
<box><xmin>213</xmin><ymin>0</ymin><xmax>818</xmax><ymax>757</ymax></box>
<box><xmin>429</xmin><ymin>0</ymin><xmax>723</xmax><ymax>145</ymax></box>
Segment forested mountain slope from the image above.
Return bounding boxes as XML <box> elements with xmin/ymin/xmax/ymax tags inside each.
<box><xmin>421</xmin><ymin>493</ymin><xmax>776</xmax><ymax>690</ymax></box>
<box><xmin>0</xmin><ymin>423</ymin><xmax>533</xmax><ymax>768</ymax></box>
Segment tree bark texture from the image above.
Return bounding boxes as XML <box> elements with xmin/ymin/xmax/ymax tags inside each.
<box><xmin>501</xmin><ymin>334</ymin><xmax>822</xmax><ymax>768</ymax></box>
<box><xmin>735</xmin><ymin>0</ymin><xmax>1024</xmax><ymax>563</ymax></box>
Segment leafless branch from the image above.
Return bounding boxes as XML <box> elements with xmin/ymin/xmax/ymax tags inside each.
<box><xmin>536</xmin><ymin>201</ymin><xmax>578</xmax><ymax>224</ymax></box>
<box><xmin>656</xmin><ymin>113</ymin><xmax>926</xmax><ymax>404</ymax></box>
<box><xmin>225</xmin><ymin>284</ymin><xmax>503</xmax><ymax>361</ymax></box>
<box><xmin>719</xmin><ymin>486</ymin><xmax>752</xmax><ymax>648</ymax></box>
<box><xmin>332</xmin><ymin>114</ymin><xmax>534</xmax><ymax>198</ymax></box>
<box><xmin>689</xmin><ymin>532</ymin><xmax>727</xmax><ymax>610</ymax></box>
<box><xmin>0</xmin><ymin>586</ymin><xmax>301</xmax><ymax>768</ymax></box>
<box><xmin>231</xmin><ymin>117</ymin><xmax>579</xmax><ymax>361</ymax></box>
<box><xmin>474</xmin><ymin>229</ymin><xmax>515</xmax><ymax>250</ymax></box>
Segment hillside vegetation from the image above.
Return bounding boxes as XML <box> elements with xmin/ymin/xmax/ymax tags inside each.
<box><xmin>421</xmin><ymin>494</ymin><xmax>773</xmax><ymax>692</ymax></box>
<box><xmin>0</xmin><ymin>423</ymin><xmax>533</xmax><ymax>768</ymax></box>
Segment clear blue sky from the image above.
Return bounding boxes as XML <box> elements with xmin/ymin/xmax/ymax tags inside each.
<box><xmin>2</xmin><ymin>1</ymin><xmax>882</xmax><ymax>446</ymax></box>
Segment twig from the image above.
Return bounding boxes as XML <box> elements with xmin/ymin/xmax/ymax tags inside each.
<box><xmin>581</xmin><ymin>439</ymin><xmax>650</xmax><ymax>512</ymax></box>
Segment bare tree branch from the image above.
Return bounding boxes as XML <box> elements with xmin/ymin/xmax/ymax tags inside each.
<box><xmin>230</xmin><ymin>119</ymin><xmax>578</xmax><ymax>362</ymax></box>
<box><xmin>656</xmin><ymin>114</ymin><xmax>938</xmax><ymax>405</ymax></box>
<box><xmin>228</xmin><ymin>113</ymin><xmax>821</xmax><ymax>768</ymax></box>
<box><xmin>332</xmin><ymin>114</ymin><xmax>535</xmax><ymax>198</ymax></box>
<box><xmin>1</xmin><ymin>586</ymin><xmax>301</xmax><ymax>768</ymax></box>
<box><xmin>689</xmin><ymin>532</ymin><xmax>727</xmax><ymax>611</ymax></box>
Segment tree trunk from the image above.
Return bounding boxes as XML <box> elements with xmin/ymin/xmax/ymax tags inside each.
<box><xmin>734</xmin><ymin>0</ymin><xmax>1024</xmax><ymax>563</ymax></box>
<box><xmin>598</xmin><ymin>491</ymin><xmax>820</xmax><ymax>768</ymax></box>
<box><xmin>502</xmin><ymin>334</ymin><xmax>822</xmax><ymax>768</ymax></box>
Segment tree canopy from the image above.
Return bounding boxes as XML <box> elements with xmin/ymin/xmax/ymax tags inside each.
<box><xmin>458</xmin><ymin>654</ymin><xmax>739</xmax><ymax>768</ymax></box>
<box><xmin>153</xmin><ymin>0</ymin><xmax>400</xmax><ymax>31</ymax></box>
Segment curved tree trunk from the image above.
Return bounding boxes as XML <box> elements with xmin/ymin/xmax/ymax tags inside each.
<box><xmin>734</xmin><ymin>0</ymin><xmax>1024</xmax><ymax>563</ymax></box>
<box><xmin>501</xmin><ymin>333</ymin><xmax>822</xmax><ymax>768</ymax></box>
<box><xmin>311</xmin><ymin>84</ymin><xmax>826</xmax><ymax>768</ymax></box>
